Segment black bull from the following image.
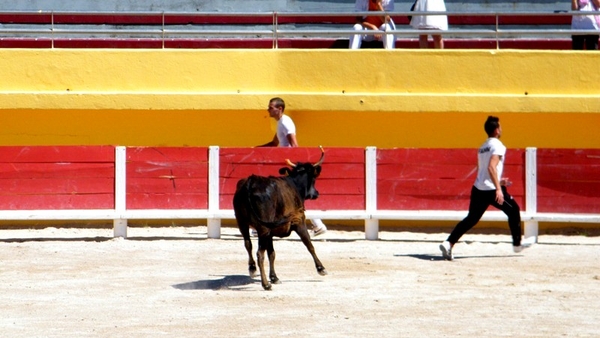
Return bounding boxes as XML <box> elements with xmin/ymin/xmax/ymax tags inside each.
<box><xmin>233</xmin><ymin>148</ymin><xmax>327</xmax><ymax>290</ymax></box>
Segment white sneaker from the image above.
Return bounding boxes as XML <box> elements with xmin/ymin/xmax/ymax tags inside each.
<box><xmin>439</xmin><ymin>241</ymin><xmax>453</xmax><ymax>261</ymax></box>
<box><xmin>513</xmin><ymin>243</ymin><xmax>532</xmax><ymax>253</ymax></box>
<box><xmin>313</xmin><ymin>226</ymin><xmax>327</xmax><ymax>237</ymax></box>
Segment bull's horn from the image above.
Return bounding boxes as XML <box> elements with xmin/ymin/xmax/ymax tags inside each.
<box><xmin>313</xmin><ymin>146</ymin><xmax>325</xmax><ymax>166</ymax></box>
<box><xmin>285</xmin><ymin>159</ymin><xmax>297</xmax><ymax>167</ymax></box>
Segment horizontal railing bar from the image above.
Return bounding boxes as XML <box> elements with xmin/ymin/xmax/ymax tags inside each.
<box><xmin>276</xmin><ymin>29</ymin><xmax>581</xmax><ymax>37</ymax></box>
<box><xmin>0</xmin><ymin>10</ymin><xmax>592</xmax><ymax>49</ymax></box>
<box><xmin>0</xmin><ymin>29</ymin><xmax>584</xmax><ymax>38</ymax></box>
<box><xmin>0</xmin><ymin>10</ymin><xmax>597</xmax><ymax>17</ymax></box>
<box><xmin>0</xmin><ymin>29</ymin><xmax>275</xmax><ymax>36</ymax></box>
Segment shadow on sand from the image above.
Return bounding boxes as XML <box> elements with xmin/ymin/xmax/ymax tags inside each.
<box><xmin>173</xmin><ymin>275</ymin><xmax>257</xmax><ymax>291</ymax></box>
<box><xmin>395</xmin><ymin>253</ymin><xmax>526</xmax><ymax>261</ymax></box>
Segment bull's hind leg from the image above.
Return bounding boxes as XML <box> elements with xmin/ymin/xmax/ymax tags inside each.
<box><xmin>264</xmin><ymin>238</ymin><xmax>280</xmax><ymax>285</ymax></box>
<box><xmin>238</xmin><ymin>222</ymin><xmax>257</xmax><ymax>277</ymax></box>
<box><xmin>296</xmin><ymin>224</ymin><xmax>328</xmax><ymax>276</ymax></box>
<box><xmin>245</xmin><ymin>237</ymin><xmax>257</xmax><ymax>277</ymax></box>
<box><xmin>256</xmin><ymin>237</ymin><xmax>272</xmax><ymax>290</ymax></box>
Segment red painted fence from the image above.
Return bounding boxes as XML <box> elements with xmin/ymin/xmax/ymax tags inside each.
<box><xmin>219</xmin><ymin>147</ymin><xmax>365</xmax><ymax>210</ymax></box>
<box><xmin>0</xmin><ymin>146</ymin><xmax>598</xmax><ymax>216</ymax></box>
<box><xmin>377</xmin><ymin>148</ymin><xmax>526</xmax><ymax>211</ymax></box>
<box><xmin>126</xmin><ymin>147</ymin><xmax>209</xmax><ymax>209</ymax></box>
<box><xmin>0</xmin><ymin>146</ymin><xmax>115</xmax><ymax>210</ymax></box>
<box><xmin>537</xmin><ymin>149</ymin><xmax>600</xmax><ymax>213</ymax></box>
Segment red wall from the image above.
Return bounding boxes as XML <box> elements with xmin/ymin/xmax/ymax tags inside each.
<box><xmin>537</xmin><ymin>149</ymin><xmax>600</xmax><ymax>213</ymax></box>
<box><xmin>0</xmin><ymin>146</ymin><xmax>115</xmax><ymax>209</ymax></box>
<box><xmin>126</xmin><ymin>147</ymin><xmax>209</xmax><ymax>209</ymax></box>
<box><xmin>219</xmin><ymin>147</ymin><xmax>365</xmax><ymax>210</ymax></box>
<box><xmin>1</xmin><ymin>146</ymin><xmax>597</xmax><ymax>215</ymax></box>
<box><xmin>377</xmin><ymin>149</ymin><xmax>526</xmax><ymax>210</ymax></box>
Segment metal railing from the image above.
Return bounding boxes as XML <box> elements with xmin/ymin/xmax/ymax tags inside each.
<box><xmin>0</xmin><ymin>10</ymin><xmax>596</xmax><ymax>49</ymax></box>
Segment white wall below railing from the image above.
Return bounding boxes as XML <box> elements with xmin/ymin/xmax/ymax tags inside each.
<box><xmin>1</xmin><ymin>146</ymin><xmax>599</xmax><ymax>242</ymax></box>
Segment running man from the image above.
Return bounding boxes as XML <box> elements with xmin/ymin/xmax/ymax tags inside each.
<box><xmin>440</xmin><ymin>116</ymin><xmax>530</xmax><ymax>260</ymax></box>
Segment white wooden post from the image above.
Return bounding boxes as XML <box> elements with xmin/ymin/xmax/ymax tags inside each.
<box><xmin>524</xmin><ymin>147</ymin><xmax>538</xmax><ymax>243</ymax></box>
<box><xmin>365</xmin><ymin>146</ymin><xmax>378</xmax><ymax>240</ymax></box>
<box><xmin>207</xmin><ymin>146</ymin><xmax>221</xmax><ymax>239</ymax></box>
<box><xmin>113</xmin><ymin>146</ymin><xmax>128</xmax><ymax>238</ymax></box>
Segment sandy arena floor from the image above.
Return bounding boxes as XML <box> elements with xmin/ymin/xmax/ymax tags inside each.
<box><xmin>0</xmin><ymin>226</ymin><xmax>598</xmax><ymax>337</ymax></box>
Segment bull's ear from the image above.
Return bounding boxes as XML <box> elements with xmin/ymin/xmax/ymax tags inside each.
<box><xmin>279</xmin><ymin>167</ymin><xmax>291</xmax><ymax>176</ymax></box>
<box><xmin>314</xmin><ymin>166</ymin><xmax>322</xmax><ymax>175</ymax></box>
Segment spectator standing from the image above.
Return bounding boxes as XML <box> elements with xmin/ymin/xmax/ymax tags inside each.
<box><xmin>410</xmin><ymin>0</ymin><xmax>448</xmax><ymax>49</ymax></box>
<box><xmin>439</xmin><ymin>116</ymin><xmax>530</xmax><ymax>261</ymax></box>
<box><xmin>259</xmin><ymin>97</ymin><xmax>328</xmax><ymax>236</ymax></box>
<box><xmin>571</xmin><ymin>0</ymin><xmax>600</xmax><ymax>50</ymax></box>
<box><xmin>350</xmin><ymin>0</ymin><xmax>396</xmax><ymax>49</ymax></box>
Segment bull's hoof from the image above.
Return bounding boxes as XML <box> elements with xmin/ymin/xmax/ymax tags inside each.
<box><xmin>249</xmin><ymin>266</ymin><xmax>258</xmax><ymax>277</ymax></box>
<box><xmin>317</xmin><ymin>267</ymin><xmax>328</xmax><ymax>276</ymax></box>
<box><xmin>270</xmin><ymin>276</ymin><xmax>281</xmax><ymax>284</ymax></box>
<box><xmin>262</xmin><ymin>283</ymin><xmax>272</xmax><ymax>290</ymax></box>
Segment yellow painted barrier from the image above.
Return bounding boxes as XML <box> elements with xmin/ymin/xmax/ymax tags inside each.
<box><xmin>0</xmin><ymin>49</ymin><xmax>599</xmax><ymax>148</ymax></box>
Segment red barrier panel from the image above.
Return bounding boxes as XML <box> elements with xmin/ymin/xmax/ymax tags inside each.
<box><xmin>126</xmin><ymin>147</ymin><xmax>209</xmax><ymax>209</ymax></box>
<box><xmin>2</xmin><ymin>146</ymin><xmax>597</xmax><ymax>218</ymax></box>
<box><xmin>219</xmin><ymin>147</ymin><xmax>365</xmax><ymax>210</ymax></box>
<box><xmin>377</xmin><ymin>148</ymin><xmax>525</xmax><ymax>210</ymax></box>
<box><xmin>0</xmin><ymin>146</ymin><xmax>115</xmax><ymax>210</ymax></box>
<box><xmin>537</xmin><ymin>149</ymin><xmax>600</xmax><ymax>213</ymax></box>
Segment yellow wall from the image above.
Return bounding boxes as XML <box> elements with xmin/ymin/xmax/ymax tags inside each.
<box><xmin>1</xmin><ymin>49</ymin><xmax>599</xmax><ymax>148</ymax></box>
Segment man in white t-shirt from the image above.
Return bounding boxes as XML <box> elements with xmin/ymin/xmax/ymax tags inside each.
<box><xmin>439</xmin><ymin>116</ymin><xmax>529</xmax><ymax>261</ymax></box>
<box><xmin>259</xmin><ymin>97</ymin><xmax>327</xmax><ymax>236</ymax></box>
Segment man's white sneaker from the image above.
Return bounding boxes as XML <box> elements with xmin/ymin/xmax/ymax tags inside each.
<box><xmin>313</xmin><ymin>226</ymin><xmax>327</xmax><ymax>237</ymax></box>
<box><xmin>513</xmin><ymin>243</ymin><xmax>532</xmax><ymax>253</ymax></box>
<box><xmin>439</xmin><ymin>241</ymin><xmax>453</xmax><ymax>261</ymax></box>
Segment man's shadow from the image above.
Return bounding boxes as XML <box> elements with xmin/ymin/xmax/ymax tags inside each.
<box><xmin>395</xmin><ymin>253</ymin><xmax>522</xmax><ymax>261</ymax></box>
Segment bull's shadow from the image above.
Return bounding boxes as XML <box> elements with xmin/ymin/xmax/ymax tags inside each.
<box><xmin>173</xmin><ymin>275</ymin><xmax>257</xmax><ymax>291</ymax></box>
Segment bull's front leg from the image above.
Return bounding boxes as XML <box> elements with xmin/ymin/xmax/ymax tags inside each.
<box><xmin>296</xmin><ymin>220</ymin><xmax>327</xmax><ymax>276</ymax></box>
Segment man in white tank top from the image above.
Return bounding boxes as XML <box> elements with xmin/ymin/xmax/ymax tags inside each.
<box><xmin>439</xmin><ymin>116</ymin><xmax>530</xmax><ymax>261</ymax></box>
<box><xmin>259</xmin><ymin>97</ymin><xmax>328</xmax><ymax>236</ymax></box>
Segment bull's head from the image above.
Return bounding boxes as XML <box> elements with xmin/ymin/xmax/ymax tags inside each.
<box><xmin>278</xmin><ymin>146</ymin><xmax>325</xmax><ymax>201</ymax></box>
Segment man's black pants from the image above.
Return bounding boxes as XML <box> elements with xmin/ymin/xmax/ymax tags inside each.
<box><xmin>448</xmin><ymin>186</ymin><xmax>522</xmax><ymax>246</ymax></box>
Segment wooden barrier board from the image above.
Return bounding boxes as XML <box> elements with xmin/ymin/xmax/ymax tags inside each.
<box><xmin>219</xmin><ymin>147</ymin><xmax>365</xmax><ymax>210</ymax></box>
<box><xmin>377</xmin><ymin>148</ymin><xmax>526</xmax><ymax>210</ymax></box>
<box><xmin>126</xmin><ymin>147</ymin><xmax>209</xmax><ymax>209</ymax></box>
<box><xmin>537</xmin><ymin>149</ymin><xmax>600</xmax><ymax>213</ymax></box>
<box><xmin>0</xmin><ymin>146</ymin><xmax>115</xmax><ymax>209</ymax></box>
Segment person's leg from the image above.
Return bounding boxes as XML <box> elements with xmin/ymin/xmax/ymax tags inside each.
<box><xmin>584</xmin><ymin>35</ymin><xmax>599</xmax><ymax>50</ymax></box>
<box><xmin>349</xmin><ymin>23</ymin><xmax>364</xmax><ymax>49</ymax></box>
<box><xmin>447</xmin><ymin>186</ymin><xmax>492</xmax><ymax>244</ymax></box>
<box><xmin>309</xmin><ymin>218</ymin><xmax>327</xmax><ymax>236</ymax></box>
<box><xmin>491</xmin><ymin>186</ymin><xmax>522</xmax><ymax>246</ymax></box>
<box><xmin>433</xmin><ymin>34</ymin><xmax>444</xmax><ymax>49</ymax></box>
<box><xmin>418</xmin><ymin>34</ymin><xmax>429</xmax><ymax>48</ymax></box>
<box><xmin>572</xmin><ymin>35</ymin><xmax>584</xmax><ymax>50</ymax></box>
<box><xmin>381</xmin><ymin>23</ymin><xmax>395</xmax><ymax>49</ymax></box>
